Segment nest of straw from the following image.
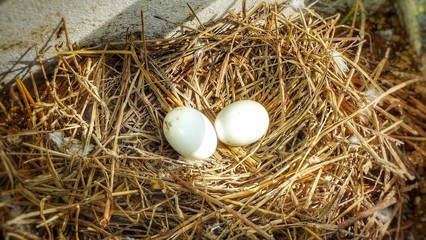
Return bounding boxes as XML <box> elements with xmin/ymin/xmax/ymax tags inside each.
<box><xmin>1</xmin><ymin>2</ymin><xmax>425</xmax><ymax>239</ymax></box>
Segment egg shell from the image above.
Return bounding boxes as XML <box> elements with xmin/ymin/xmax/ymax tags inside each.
<box><xmin>163</xmin><ymin>106</ymin><xmax>217</xmax><ymax>159</ymax></box>
<box><xmin>214</xmin><ymin>100</ymin><xmax>269</xmax><ymax>146</ymax></box>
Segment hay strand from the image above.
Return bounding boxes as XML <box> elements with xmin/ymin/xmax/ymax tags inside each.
<box><xmin>1</xmin><ymin>2</ymin><xmax>425</xmax><ymax>239</ymax></box>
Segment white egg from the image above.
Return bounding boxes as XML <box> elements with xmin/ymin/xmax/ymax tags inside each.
<box><xmin>214</xmin><ymin>100</ymin><xmax>269</xmax><ymax>146</ymax></box>
<box><xmin>163</xmin><ymin>106</ymin><xmax>217</xmax><ymax>159</ymax></box>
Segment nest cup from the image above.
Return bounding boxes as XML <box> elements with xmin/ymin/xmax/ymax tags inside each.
<box><xmin>1</xmin><ymin>2</ymin><xmax>425</xmax><ymax>239</ymax></box>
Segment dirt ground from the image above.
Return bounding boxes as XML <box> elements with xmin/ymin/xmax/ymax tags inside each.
<box><xmin>363</xmin><ymin>5</ymin><xmax>426</xmax><ymax>240</ymax></box>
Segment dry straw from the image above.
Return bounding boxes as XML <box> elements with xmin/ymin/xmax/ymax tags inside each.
<box><xmin>1</xmin><ymin>1</ymin><xmax>425</xmax><ymax>239</ymax></box>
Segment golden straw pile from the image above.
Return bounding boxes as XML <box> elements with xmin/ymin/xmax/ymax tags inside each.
<box><xmin>1</xmin><ymin>2</ymin><xmax>425</xmax><ymax>239</ymax></box>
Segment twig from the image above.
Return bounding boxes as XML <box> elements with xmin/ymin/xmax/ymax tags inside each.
<box><xmin>339</xmin><ymin>197</ymin><xmax>397</xmax><ymax>229</ymax></box>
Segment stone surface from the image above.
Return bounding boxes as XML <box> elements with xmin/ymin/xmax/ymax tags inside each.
<box><xmin>0</xmin><ymin>0</ymin><xmax>282</xmax><ymax>87</ymax></box>
<box><xmin>0</xmin><ymin>0</ymin><xmax>425</xmax><ymax>88</ymax></box>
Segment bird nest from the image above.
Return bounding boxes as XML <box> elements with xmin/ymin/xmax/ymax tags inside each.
<box><xmin>1</xmin><ymin>2</ymin><xmax>425</xmax><ymax>239</ymax></box>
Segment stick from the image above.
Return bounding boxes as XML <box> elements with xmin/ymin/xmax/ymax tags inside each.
<box><xmin>338</xmin><ymin>197</ymin><xmax>397</xmax><ymax>229</ymax></box>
